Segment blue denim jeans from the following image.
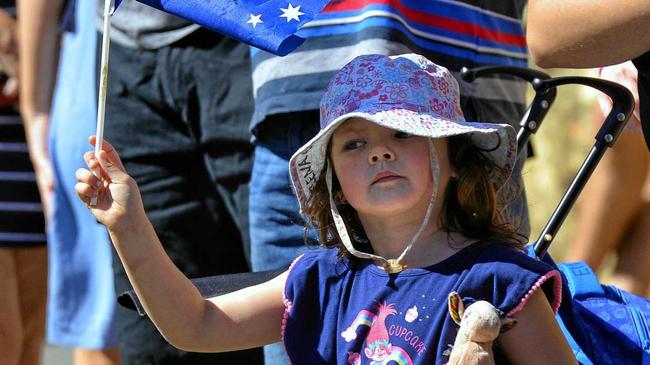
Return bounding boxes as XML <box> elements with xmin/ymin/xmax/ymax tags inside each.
<box><xmin>249</xmin><ymin>111</ymin><xmax>321</xmax><ymax>364</ymax></box>
<box><xmin>250</xmin><ymin>113</ymin><xmax>321</xmax><ymax>272</ymax></box>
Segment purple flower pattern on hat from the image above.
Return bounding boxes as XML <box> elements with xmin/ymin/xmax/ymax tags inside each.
<box><xmin>320</xmin><ymin>55</ymin><xmax>466</xmax><ymax>134</ymax></box>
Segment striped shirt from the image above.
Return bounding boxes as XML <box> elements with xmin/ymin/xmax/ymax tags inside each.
<box><xmin>250</xmin><ymin>0</ymin><xmax>528</xmax><ymax>132</ymax></box>
<box><xmin>0</xmin><ymin>112</ymin><xmax>46</xmax><ymax>247</ymax></box>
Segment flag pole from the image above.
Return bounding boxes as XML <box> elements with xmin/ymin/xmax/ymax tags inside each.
<box><xmin>91</xmin><ymin>0</ymin><xmax>114</xmax><ymax>205</ymax></box>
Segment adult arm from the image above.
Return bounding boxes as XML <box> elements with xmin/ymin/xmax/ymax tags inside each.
<box><xmin>498</xmin><ymin>290</ymin><xmax>577</xmax><ymax>364</ymax></box>
<box><xmin>0</xmin><ymin>9</ymin><xmax>18</xmax><ymax>99</ymax></box>
<box><xmin>17</xmin><ymin>0</ymin><xmax>64</xmax><ymax>217</ymax></box>
<box><xmin>527</xmin><ymin>0</ymin><xmax>650</xmax><ymax>68</ymax></box>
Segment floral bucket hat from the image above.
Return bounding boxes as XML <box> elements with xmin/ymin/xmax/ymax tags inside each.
<box><xmin>289</xmin><ymin>53</ymin><xmax>517</xmax><ymax>213</ymax></box>
<box><xmin>288</xmin><ymin>53</ymin><xmax>517</xmax><ymax>272</ymax></box>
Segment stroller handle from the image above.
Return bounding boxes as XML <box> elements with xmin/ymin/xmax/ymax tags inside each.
<box><xmin>533</xmin><ymin>77</ymin><xmax>635</xmax><ymax>147</ymax></box>
<box><xmin>532</xmin><ymin>76</ymin><xmax>635</xmax><ymax>258</ymax></box>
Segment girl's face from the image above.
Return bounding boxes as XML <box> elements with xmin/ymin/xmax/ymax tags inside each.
<box><xmin>330</xmin><ymin>118</ymin><xmax>453</xmax><ymax>219</ymax></box>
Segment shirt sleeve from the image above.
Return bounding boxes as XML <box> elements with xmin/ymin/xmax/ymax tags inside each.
<box><xmin>283</xmin><ymin>249</ymin><xmax>324</xmax><ymax>309</ymax></box>
<box><xmin>282</xmin><ymin>248</ymin><xmax>345</xmax><ymax>364</ymax></box>
<box><xmin>461</xmin><ymin>243</ymin><xmax>562</xmax><ymax>317</ymax></box>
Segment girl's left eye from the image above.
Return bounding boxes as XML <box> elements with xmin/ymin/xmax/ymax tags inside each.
<box><xmin>343</xmin><ymin>139</ymin><xmax>365</xmax><ymax>150</ymax></box>
<box><xmin>394</xmin><ymin>131</ymin><xmax>412</xmax><ymax>139</ymax></box>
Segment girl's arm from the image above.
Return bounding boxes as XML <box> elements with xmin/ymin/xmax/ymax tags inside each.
<box><xmin>75</xmin><ymin>138</ymin><xmax>286</xmax><ymax>352</ymax></box>
<box><xmin>527</xmin><ymin>0</ymin><xmax>650</xmax><ymax>68</ymax></box>
<box><xmin>114</xmin><ymin>218</ymin><xmax>287</xmax><ymax>352</ymax></box>
<box><xmin>497</xmin><ymin>290</ymin><xmax>577</xmax><ymax>364</ymax></box>
<box><xmin>198</xmin><ymin>272</ymin><xmax>287</xmax><ymax>351</ymax></box>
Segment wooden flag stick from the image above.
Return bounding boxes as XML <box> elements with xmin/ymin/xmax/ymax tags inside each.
<box><xmin>91</xmin><ymin>0</ymin><xmax>115</xmax><ymax>205</ymax></box>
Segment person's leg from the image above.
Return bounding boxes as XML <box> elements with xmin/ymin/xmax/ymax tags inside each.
<box><xmin>0</xmin><ymin>248</ymin><xmax>23</xmax><ymax>365</ymax></box>
<box><xmin>191</xmin><ymin>31</ymin><xmax>269</xmax><ymax>363</ymax></box>
<box><xmin>14</xmin><ymin>246</ymin><xmax>47</xmax><ymax>365</ymax></box>
<box><xmin>611</xmin><ymin>203</ymin><xmax>650</xmax><ymax>295</ymax></box>
<box><xmin>248</xmin><ymin>112</ymin><xmax>320</xmax><ymax>365</ymax></box>
<box><xmin>249</xmin><ymin>113</ymin><xmax>320</xmax><ymax>273</ymax></box>
<box><xmin>0</xmin><ymin>114</ymin><xmax>47</xmax><ymax>365</ymax></box>
<box><xmin>191</xmin><ymin>30</ymin><xmax>256</xmax><ymax>266</ymax></box>
<box><xmin>568</xmin><ymin>129</ymin><xmax>648</xmax><ymax>271</ymax></box>
<box><xmin>106</xmin><ymin>35</ymin><xmax>261</xmax><ymax>364</ymax></box>
<box><xmin>73</xmin><ymin>348</ymin><xmax>121</xmax><ymax>365</ymax></box>
<box><xmin>609</xmin><ymin>157</ymin><xmax>650</xmax><ymax>295</ymax></box>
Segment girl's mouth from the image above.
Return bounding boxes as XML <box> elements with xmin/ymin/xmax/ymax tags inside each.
<box><xmin>371</xmin><ymin>171</ymin><xmax>403</xmax><ymax>185</ymax></box>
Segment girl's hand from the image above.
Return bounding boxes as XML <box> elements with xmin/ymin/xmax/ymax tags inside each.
<box><xmin>75</xmin><ymin>136</ymin><xmax>145</xmax><ymax>233</ymax></box>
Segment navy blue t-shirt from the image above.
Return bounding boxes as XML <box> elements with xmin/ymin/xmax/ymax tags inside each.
<box><xmin>283</xmin><ymin>241</ymin><xmax>561</xmax><ymax>364</ymax></box>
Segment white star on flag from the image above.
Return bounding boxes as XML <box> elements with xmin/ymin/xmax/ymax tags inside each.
<box><xmin>247</xmin><ymin>14</ymin><xmax>263</xmax><ymax>28</ymax></box>
<box><xmin>280</xmin><ymin>3</ymin><xmax>304</xmax><ymax>22</ymax></box>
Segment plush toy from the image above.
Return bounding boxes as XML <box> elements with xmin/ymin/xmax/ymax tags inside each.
<box><xmin>446</xmin><ymin>291</ymin><xmax>517</xmax><ymax>365</ymax></box>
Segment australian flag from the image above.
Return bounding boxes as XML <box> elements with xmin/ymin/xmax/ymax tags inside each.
<box><xmin>111</xmin><ymin>0</ymin><xmax>331</xmax><ymax>56</ymax></box>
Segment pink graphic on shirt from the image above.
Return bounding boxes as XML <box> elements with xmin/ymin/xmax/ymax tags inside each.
<box><xmin>342</xmin><ymin>310</ymin><xmax>377</xmax><ymax>342</ymax></box>
<box><xmin>342</xmin><ymin>302</ymin><xmax>413</xmax><ymax>365</ymax></box>
<box><xmin>348</xmin><ymin>351</ymin><xmax>362</xmax><ymax>365</ymax></box>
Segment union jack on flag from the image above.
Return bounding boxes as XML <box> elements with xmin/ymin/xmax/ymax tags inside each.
<box><xmin>112</xmin><ymin>0</ymin><xmax>332</xmax><ymax>56</ymax></box>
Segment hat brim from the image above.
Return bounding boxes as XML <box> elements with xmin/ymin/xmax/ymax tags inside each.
<box><xmin>289</xmin><ymin>108</ymin><xmax>516</xmax><ymax>213</ymax></box>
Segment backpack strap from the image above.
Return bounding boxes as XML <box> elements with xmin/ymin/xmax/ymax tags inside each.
<box><xmin>555</xmin><ymin>261</ymin><xmax>602</xmax><ymax>364</ymax></box>
<box><xmin>557</xmin><ymin>262</ymin><xmax>605</xmax><ymax>299</ymax></box>
<box><xmin>555</xmin><ymin>313</ymin><xmax>594</xmax><ymax>365</ymax></box>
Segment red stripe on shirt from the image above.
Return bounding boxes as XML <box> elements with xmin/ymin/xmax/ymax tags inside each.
<box><xmin>322</xmin><ymin>0</ymin><xmax>526</xmax><ymax>47</ymax></box>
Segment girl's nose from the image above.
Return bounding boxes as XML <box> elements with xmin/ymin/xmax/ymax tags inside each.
<box><xmin>369</xmin><ymin>147</ymin><xmax>395</xmax><ymax>164</ymax></box>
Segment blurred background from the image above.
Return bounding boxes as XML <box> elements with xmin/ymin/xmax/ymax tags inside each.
<box><xmin>522</xmin><ymin>68</ymin><xmax>602</xmax><ymax>261</ymax></box>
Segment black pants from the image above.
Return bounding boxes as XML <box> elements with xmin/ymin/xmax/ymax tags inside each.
<box><xmin>104</xmin><ymin>29</ymin><xmax>262</xmax><ymax>364</ymax></box>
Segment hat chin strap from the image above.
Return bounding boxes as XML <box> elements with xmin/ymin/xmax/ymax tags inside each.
<box><xmin>326</xmin><ymin>139</ymin><xmax>440</xmax><ymax>274</ymax></box>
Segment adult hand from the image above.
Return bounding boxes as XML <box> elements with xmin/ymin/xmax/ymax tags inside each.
<box><xmin>597</xmin><ymin>61</ymin><xmax>642</xmax><ymax>132</ymax></box>
<box><xmin>25</xmin><ymin>112</ymin><xmax>54</xmax><ymax>220</ymax></box>
<box><xmin>0</xmin><ymin>9</ymin><xmax>19</xmax><ymax>104</ymax></box>
<box><xmin>75</xmin><ymin>136</ymin><xmax>146</xmax><ymax>233</ymax></box>
<box><xmin>33</xmin><ymin>156</ymin><xmax>54</xmax><ymax>221</ymax></box>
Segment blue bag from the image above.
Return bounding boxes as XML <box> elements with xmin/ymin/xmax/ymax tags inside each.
<box><xmin>526</xmin><ymin>247</ymin><xmax>650</xmax><ymax>364</ymax></box>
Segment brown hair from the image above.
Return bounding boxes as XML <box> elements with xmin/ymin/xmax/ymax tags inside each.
<box><xmin>302</xmin><ymin>134</ymin><xmax>524</xmax><ymax>256</ymax></box>
<box><xmin>441</xmin><ymin>134</ymin><xmax>524</xmax><ymax>248</ymax></box>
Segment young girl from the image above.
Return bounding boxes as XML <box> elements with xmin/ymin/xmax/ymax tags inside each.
<box><xmin>75</xmin><ymin>53</ymin><xmax>576</xmax><ymax>364</ymax></box>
